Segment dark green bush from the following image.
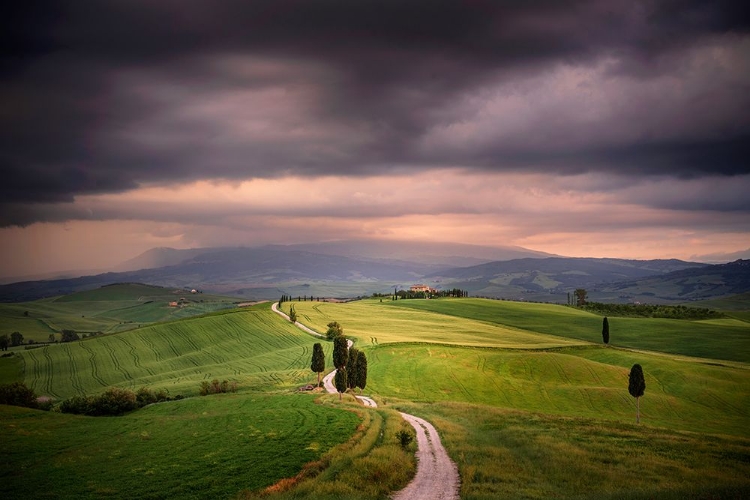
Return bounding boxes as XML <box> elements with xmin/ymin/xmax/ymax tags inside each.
<box><xmin>0</xmin><ymin>382</ymin><xmax>39</xmax><ymax>409</ymax></box>
<box><xmin>60</xmin><ymin>386</ymin><xmax>175</xmax><ymax>416</ymax></box>
<box><xmin>396</xmin><ymin>429</ymin><xmax>414</xmax><ymax>448</ymax></box>
<box><xmin>199</xmin><ymin>379</ymin><xmax>237</xmax><ymax>396</ymax></box>
<box><xmin>59</xmin><ymin>395</ymin><xmax>95</xmax><ymax>415</ymax></box>
<box><xmin>136</xmin><ymin>386</ymin><xmax>158</xmax><ymax>406</ymax></box>
<box><xmin>89</xmin><ymin>387</ymin><xmax>137</xmax><ymax>416</ymax></box>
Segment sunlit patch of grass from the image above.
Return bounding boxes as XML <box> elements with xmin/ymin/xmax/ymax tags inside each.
<box><xmin>390</xmin><ymin>297</ymin><xmax>750</xmax><ymax>363</ymax></box>
<box><xmin>284</xmin><ymin>299</ymin><xmax>586</xmax><ymax>348</ymax></box>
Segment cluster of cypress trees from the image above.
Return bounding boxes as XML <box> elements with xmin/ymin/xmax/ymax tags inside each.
<box><xmin>328</xmin><ymin>336</ymin><xmax>367</xmax><ymax>399</ymax></box>
<box><xmin>346</xmin><ymin>347</ymin><xmax>368</xmax><ymax>393</ymax></box>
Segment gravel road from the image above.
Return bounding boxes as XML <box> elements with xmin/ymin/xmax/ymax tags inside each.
<box><xmin>273</xmin><ymin>302</ymin><xmax>461</xmax><ymax>499</ymax></box>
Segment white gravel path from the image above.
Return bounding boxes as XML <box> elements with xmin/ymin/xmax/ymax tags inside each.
<box><xmin>390</xmin><ymin>413</ymin><xmax>460</xmax><ymax>500</ymax></box>
<box><xmin>273</xmin><ymin>302</ymin><xmax>461</xmax><ymax>500</ymax></box>
<box><xmin>271</xmin><ymin>301</ymin><xmax>325</xmax><ymax>338</ymax></box>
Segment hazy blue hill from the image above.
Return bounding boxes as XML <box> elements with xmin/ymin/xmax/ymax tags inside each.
<box><xmin>424</xmin><ymin>257</ymin><xmax>707</xmax><ymax>301</ymax></box>
<box><xmin>272</xmin><ymin>239</ymin><xmax>555</xmax><ymax>267</ymax></box>
<box><xmin>0</xmin><ymin>247</ymin><xmax>444</xmax><ymax>302</ymax></box>
<box><xmin>597</xmin><ymin>259</ymin><xmax>750</xmax><ymax>303</ymax></box>
<box><xmin>2</xmin><ymin>249</ymin><xmax>746</xmax><ymax>305</ymax></box>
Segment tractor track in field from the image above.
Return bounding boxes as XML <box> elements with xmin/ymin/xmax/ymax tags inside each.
<box><xmin>79</xmin><ymin>341</ymin><xmax>107</xmax><ymax>387</ymax></box>
<box><xmin>61</xmin><ymin>344</ymin><xmax>85</xmax><ymax>396</ymax></box>
<box><xmin>274</xmin><ymin>302</ymin><xmax>460</xmax><ymax>500</ymax></box>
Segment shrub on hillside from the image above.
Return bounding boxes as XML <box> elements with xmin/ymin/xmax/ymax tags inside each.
<box><xmin>60</xmin><ymin>330</ymin><xmax>80</xmax><ymax>342</ymax></box>
<box><xmin>59</xmin><ymin>395</ymin><xmax>95</xmax><ymax>415</ymax></box>
<box><xmin>91</xmin><ymin>387</ymin><xmax>138</xmax><ymax>416</ymax></box>
<box><xmin>60</xmin><ymin>386</ymin><xmax>176</xmax><ymax>416</ymax></box>
<box><xmin>0</xmin><ymin>382</ymin><xmax>39</xmax><ymax>409</ymax></box>
<box><xmin>199</xmin><ymin>379</ymin><xmax>237</xmax><ymax>396</ymax></box>
<box><xmin>396</xmin><ymin>429</ymin><xmax>414</xmax><ymax>448</ymax></box>
<box><xmin>136</xmin><ymin>386</ymin><xmax>158</xmax><ymax>406</ymax></box>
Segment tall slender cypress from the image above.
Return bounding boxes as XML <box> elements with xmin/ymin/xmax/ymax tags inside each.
<box><xmin>602</xmin><ymin>317</ymin><xmax>610</xmax><ymax>345</ymax></box>
<box><xmin>628</xmin><ymin>364</ymin><xmax>646</xmax><ymax>423</ymax></box>
<box><xmin>311</xmin><ymin>343</ymin><xmax>325</xmax><ymax>387</ymax></box>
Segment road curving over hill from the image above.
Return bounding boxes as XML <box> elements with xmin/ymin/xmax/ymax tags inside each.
<box><xmin>273</xmin><ymin>302</ymin><xmax>460</xmax><ymax>500</ymax></box>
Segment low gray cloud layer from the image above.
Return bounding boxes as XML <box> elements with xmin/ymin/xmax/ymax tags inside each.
<box><xmin>2</xmin><ymin>1</ymin><xmax>749</xmax><ymax>225</ymax></box>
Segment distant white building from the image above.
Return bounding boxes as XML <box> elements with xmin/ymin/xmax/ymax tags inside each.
<box><xmin>410</xmin><ymin>284</ymin><xmax>435</xmax><ymax>294</ymax></box>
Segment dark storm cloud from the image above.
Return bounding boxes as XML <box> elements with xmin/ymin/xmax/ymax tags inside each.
<box><xmin>1</xmin><ymin>0</ymin><xmax>749</xmax><ymax>225</ymax></box>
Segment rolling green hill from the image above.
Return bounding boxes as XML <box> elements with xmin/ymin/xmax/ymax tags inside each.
<box><xmin>3</xmin><ymin>304</ymin><xmax>329</xmax><ymax>399</ymax></box>
<box><xmin>283</xmin><ymin>298</ymin><xmax>750</xmax><ymax>363</ymax></box>
<box><xmin>387</xmin><ymin>298</ymin><xmax>750</xmax><ymax>363</ymax></box>
<box><xmin>3</xmin><ymin>296</ymin><xmax>750</xmax><ymax>499</ymax></box>
<box><xmin>366</xmin><ymin>343</ymin><xmax>750</xmax><ymax>437</ymax></box>
<box><xmin>0</xmin><ymin>283</ymin><xmax>240</xmax><ymax>343</ymax></box>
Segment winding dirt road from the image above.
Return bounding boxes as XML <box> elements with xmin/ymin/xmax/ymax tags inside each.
<box><xmin>272</xmin><ymin>302</ymin><xmax>460</xmax><ymax>499</ymax></box>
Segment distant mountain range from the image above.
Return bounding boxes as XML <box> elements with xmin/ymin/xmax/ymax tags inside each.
<box><xmin>115</xmin><ymin>240</ymin><xmax>554</xmax><ymax>272</ymax></box>
<box><xmin>0</xmin><ymin>242</ymin><xmax>748</xmax><ymax>304</ymax></box>
<box><xmin>423</xmin><ymin>257</ymin><xmax>710</xmax><ymax>302</ymax></box>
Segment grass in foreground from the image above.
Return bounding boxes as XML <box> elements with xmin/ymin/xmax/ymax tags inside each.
<box><xmin>393</xmin><ymin>400</ymin><xmax>750</xmax><ymax>500</ymax></box>
<box><xmin>241</xmin><ymin>394</ymin><xmax>415</xmax><ymax>500</ymax></box>
<box><xmin>1</xmin><ymin>393</ymin><xmax>360</xmax><ymax>500</ymax></box>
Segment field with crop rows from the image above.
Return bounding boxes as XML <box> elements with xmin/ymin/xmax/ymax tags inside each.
<box><xmin>0</xmin><ymin>283</ymin><xmax>239</xmax><ymax>342</ymax></box>
<box><xmin>9</xmin><ymin>306</ymin><xmax>330</xmax><ymax>399</ymax></box>
<box><xmin>3</xmin><ymin>293</ymin><xmax>750</xmax><ymax>500</ymax></box>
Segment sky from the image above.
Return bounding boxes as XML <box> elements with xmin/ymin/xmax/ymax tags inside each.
<box><xmin>1</xmin><ymin>1</ymin><xmax>749</xmax><ymax>279</ymax></box>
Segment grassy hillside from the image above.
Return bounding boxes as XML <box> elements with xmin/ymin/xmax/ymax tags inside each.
<box><xmin>0</xmin><ymin>283</ymin><xmax>239</xmax><ymax>342</ymax></box>
<box><xmin>2</xmin><ymin>305</ymin><xmax>330</xmax><ymax>399</ymax></box>
<box><xmin>387</xmin><ymin>298</ymin><xmax>750</xmax><ymax>363</ymax></box>
<box><xmin>1</xmin><ymin>394</ymin><xmax>360</xmax><ymax>499</ymax></box>
<box><xmin>4</xmin><ymin>296</ymin><xmax>750</xmax><ymax>499</ymax></box>
<box><xmin>280</xmin><ymin>299</ymin><xmax>586</xmax><ymax>348</ymax></box>
<box><xmin>282</xmin><ymin>298</ymin><xmax>750</xmax><ymax>437</ymax></box>
<box><xmin>366</xmin><ymin>343</ymin><xmax>750</xmax><ymax>437</ymax></box>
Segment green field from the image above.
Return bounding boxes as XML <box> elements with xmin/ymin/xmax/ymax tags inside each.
<box><xmin>366</xmin><ymin>343</ymin><xmax>750</xmax><ymax>437</ymax></box>
<box><xmin>0</xmin><ymin>393</ymin><xmax>360</xmax><ymax>499</ymax></box>
<box><xmin>0</xmin><ymin>283</ymin><xmax>240</xmax><ymax>342</ymax></box>
<box><xmin>281</xmin><ymin>299</ymin><xmax>586</xmax><ymax>348</ymax></box>
<box><xmin>394</xmin><ymin>401</ymin><xmax>750</xmax><ymax>500</ymax></box>
<box><xmin>388</xmin><ymin>298</ymin><xmax>750</xmax><ymax>363</ymax></box>
<box><xmin>3</xmin><ymin>306</ymin><xmax>330</xmax><ymax>400</ymax></box>
<box><xmin>3</xmin><ymin>293</ymin><xmax>750</xmax><ymax>499</ymax></box>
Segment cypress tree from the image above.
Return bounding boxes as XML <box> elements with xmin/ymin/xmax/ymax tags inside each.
<box><xmin>334</xmin><ymin>369</ymin><xmax>347</xmax><ymax>400</ymax></box>
<box><xmin>347</xmin><ymin>348</ymin><xmax>360</xmax><ymax>389</ymax></box>
<box><xmin>602</xmin><ymin>317</ymin><xmax>610</xmax><ymax>345</ymax></box>
<box><xmin>357</xmin><ymin>352</ymin><xmax>367</xmax><ymax>393</ymax></box>
<box><xmin>311</xmin><ymin>343</ymin><xmax>325</xmax><ymax>387</ymax></box>
<box><xmin>333</xmin><ymin>336</ymin><xmax>348</xmax><ymax>370</ymax></box>
<box><xmin>628</xmin><ymin>364</ymin><xmax>646</xmax><ymax>423</ymax></box>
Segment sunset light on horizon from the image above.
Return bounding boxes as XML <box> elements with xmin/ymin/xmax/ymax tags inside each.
<box><xmin>1</xmin><ymin>1</ymin><xmax>749</xmax><ymax>279</ymax></box>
